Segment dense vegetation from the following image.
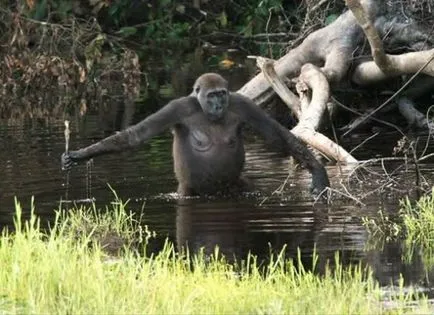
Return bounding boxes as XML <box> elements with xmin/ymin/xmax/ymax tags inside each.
<box><xmin>0</xmin><ymin>0</ymin><xmax>348</xmax><ymax>120</ymax></box>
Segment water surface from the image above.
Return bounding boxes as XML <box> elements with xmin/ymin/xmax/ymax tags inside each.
<box><xmin>1</xmin><ymin>114</ymin><xmax>434</xmax><ymax>292</ymax></box>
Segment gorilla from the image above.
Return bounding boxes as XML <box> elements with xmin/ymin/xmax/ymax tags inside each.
<box><xmin>62</xmin><ymin>73</ymin><xmax>329</xmax><ymax>197</ymax></box>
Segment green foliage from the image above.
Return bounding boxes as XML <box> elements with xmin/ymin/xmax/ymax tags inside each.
<box><xmin>116</xmin><ymin>26</ymin><xmax>138</xmax><ymax>37</ymax></box>
<box><xmin>363</xmin><ymin>189</ymin><xmax>434</xmax><ymax>268</ymax></box>
<box><xmin>32</xmin><ymin>0</ymin><xmax>47</xmax><ymax>20</ymax></box>
<box><xmin>232</xmin><ymin>0</ymin><xmax>283</xmax><ymax>36</ymax></box>
<box><xmin>107</xmin><ymin>0</ymin><xmax>130</xmax><ymax>27</ymax></box>
<box><xmin>107</xmin><ymin>1</ymin><xmax>189</xmax><ymax>42</ymax></box>
<box><xmin>400</xmin><ymin>191</ymin><xmax>434</xmax><ymax>266</ymax></box>
<box><xmin>362</xmin><ymin>209</ymin><xmax>402</xmax><ymax>243</ymax></box>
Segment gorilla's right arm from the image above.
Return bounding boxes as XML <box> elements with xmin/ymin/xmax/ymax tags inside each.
<box><xmin>230</xmin><ymin>93</ymin><xmax>330</xmax><ymax>197</ymax></box>
<box><xmin>62</xmin><ymin>97</ymin><xmax>195</xmax><ymax>170</ymax></box>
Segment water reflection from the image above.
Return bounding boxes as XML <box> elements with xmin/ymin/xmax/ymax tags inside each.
<box><xmin>176</xmin><ymin>199</ymin><xmax>250</xmax><ymax>259</ymax></box>
<box><xmin>1</xmin><ymin>116</ymin><xmax>434</xmax><ymax>292</ymax></box>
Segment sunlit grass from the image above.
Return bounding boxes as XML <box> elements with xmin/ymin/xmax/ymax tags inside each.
<box><xmin>0</xmin><ymin>197</ymin><xmax>431</xmax><ymax>314</ymax></box>
<box><xmin>60</xmin><ymin>190</ymin><xmax>154</xmax><ymax>256</ymax></box>
<box><xmin>400</xmin><ymin>189</ymin><xmax>434</xmax><ymax>266</ymax></box>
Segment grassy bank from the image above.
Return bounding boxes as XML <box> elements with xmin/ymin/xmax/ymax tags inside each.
<box><xmin>0</xmin><ymin>199</ymin><xmax>431</xmax><ymax>314</ymax></box>
<box><xmin>364</xmin><ymin>188</ymin><xmax>434</xmax><ymax>267</ymax></box>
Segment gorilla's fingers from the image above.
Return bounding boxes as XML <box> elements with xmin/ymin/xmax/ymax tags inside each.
<box><xmin>61</xmin><ymin>153</ymin><xmax>73</xmax><ymax>171</ymax></box>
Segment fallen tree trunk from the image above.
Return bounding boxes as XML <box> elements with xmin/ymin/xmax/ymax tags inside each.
<box><xmin>237</xmin><ymin>0</ymin><xmax>434</xmax><ymax>165</ymax></box>
<box><xmin>237</xmin><ymin>0</ymin><xmax>373</xmax><ymax>103</ymax></box>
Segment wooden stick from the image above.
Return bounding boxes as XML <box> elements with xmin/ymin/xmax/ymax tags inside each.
<box><xmin>64</xmin><ymin>120</ymin><xmax>70</xmax><ymax>154</ymax></box>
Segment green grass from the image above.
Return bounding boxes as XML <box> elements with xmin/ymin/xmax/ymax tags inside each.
<box><xmin>400</xmin><ymin>190</ymin><xmax>434</xmax><ymax>266</ymax></box>
<box><xmin>0</xmin><ymin>198</ymin><xmax>431</xmax><ymax>314</ymax></box>
<box><xmin>364</xmin><ymin>188</ymin><xmax>434</xmax><ymax>267</ymax></box>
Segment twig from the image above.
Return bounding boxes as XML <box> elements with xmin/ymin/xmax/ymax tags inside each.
<box><xmin>418</xmin><ymin>152</ymin><xmax>434</xmax><ymax>163</ymax></box>
<box><xmin>332</xmin><ymin>97</ymin><xmax>405</xmax><ymax>137</ymax></box>
<box><xmin>310</xmin><ymin>0</ymin><xmax>330</xmax><ymax>13</ymax></box>
<box><xmin>349</xmin><ymin>132</ymin><xmax>379</xmax><ymax>154</ymax></box>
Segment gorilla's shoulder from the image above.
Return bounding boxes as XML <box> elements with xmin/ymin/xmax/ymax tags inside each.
<box><xmin>171</xmin><ymin>95</ymin><xmax>201</xmax><ymax>109</ymax></box>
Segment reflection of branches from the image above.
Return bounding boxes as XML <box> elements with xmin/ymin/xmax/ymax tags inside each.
<box><xmin>259</xmin><ymin>172</ymin><xmax>292</xmax><ymax>206</ymax></box>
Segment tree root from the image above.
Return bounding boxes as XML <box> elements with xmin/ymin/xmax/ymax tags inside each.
<box><xmin>258</xmin><ymin>58</ymin><xmax>357</xmax><ymax>163</ymax></box>
<box><xmin>353</xmin><ymin>49</ymin><xmax>434</xmax><ymax>85</ymax></box>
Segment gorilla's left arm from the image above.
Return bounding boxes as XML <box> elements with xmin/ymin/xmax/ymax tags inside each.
<box><xmin>230</xmin><ymin>93</ymin><xmax>330</xmax><ymax>196</ymax></box>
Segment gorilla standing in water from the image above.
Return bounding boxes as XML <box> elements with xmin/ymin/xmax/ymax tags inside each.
<box><xmin>62</xmin><ymin>73</ymin><xmax>329</xmax><ymax>197</ymax></box>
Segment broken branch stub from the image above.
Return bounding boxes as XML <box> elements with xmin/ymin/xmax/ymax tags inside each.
<box><xmin>256</xmin><ymin>56</ymin><xmax>301</xmax><ymax>119</ymax></box>
<box><xmin>291</xmin><ymin>126</ymin><xmax>358</xmax><ymax>164</ymax></box>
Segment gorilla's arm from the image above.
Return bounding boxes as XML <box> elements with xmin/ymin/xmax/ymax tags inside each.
<box><xmin>230</xmin><ymin>93</ymin><xmax>330</xmax><ymax>196</ymax></box>
<box><xmin>62</xmin><ymin>97</ymin><xmax>195</xmax><ymax>168</ymax></box>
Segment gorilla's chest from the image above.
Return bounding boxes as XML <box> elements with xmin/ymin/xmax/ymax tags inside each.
<box><xmin>172</xmin><ymin>111</ymin><xmax>245</xmax><ymax>187</ymax></box>
<box><xmin>176</xmin><ymin>112</ymin><xmax>243</xmax><ymax>152</ymax></box>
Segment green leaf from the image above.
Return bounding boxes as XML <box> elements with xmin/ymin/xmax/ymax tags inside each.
<box><xmin>116</xmin><ymin>27</ymin><xmax>138</xmax><ymax>37</ymax></box>
<box><xmin>219</xmin><ymin>11</ymin><xmax>228</xmax><ymax>27</ymax></box>
<box><xmin>243</xmin><ymin>22</ymin><xmax>253</xmax><ymax>37</ymax></box>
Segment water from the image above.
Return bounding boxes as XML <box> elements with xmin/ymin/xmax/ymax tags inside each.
<box><xmin>1</xmin><ymin>113</ymin><xmax>434</xmax><ymax>291</ymax></box>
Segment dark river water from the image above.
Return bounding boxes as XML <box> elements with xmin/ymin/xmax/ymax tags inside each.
<box><xmin>1</xmin><ymin>111</ymin><xmax>434</xmax><ymax>292</ymax></box>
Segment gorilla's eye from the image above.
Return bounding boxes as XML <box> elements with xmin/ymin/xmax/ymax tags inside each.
<box><xmin>195</xmin><ymin>86</ymin><xmax>200</xmax><ymax>94</ymax></box>
<box><xmin>208</xmin><ymin>90</ymin><xmax>227</xmax><ymax>98</ymax></box>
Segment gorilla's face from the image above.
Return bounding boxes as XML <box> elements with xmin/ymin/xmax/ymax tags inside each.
<box><xmin>198</xmin><ymin>88</ymin><xmax>228</xmax><ymax>120</ymax></box>
<box><xmin>193</xmin><ymin>73</ymin><xmax>229</xmax><ymax>121</ymax></box>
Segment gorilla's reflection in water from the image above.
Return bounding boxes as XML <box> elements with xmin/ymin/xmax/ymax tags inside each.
<box><xmin>174</xmin><ymin>198</ymin><xmax>434</xmax><ymax>288</ymax></box>
<box><xmin>175</xmin><ymin>198</ymin><xmax>250</xmax><ymax>259</ymax></box>
<box><xmin>174</xmin><ymin>197</ymin><xmax>325</xmax><ymax>261</ymax></box>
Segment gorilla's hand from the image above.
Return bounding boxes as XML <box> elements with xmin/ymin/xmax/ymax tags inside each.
<box><xmin>310</xmin><ymin>168</ymin><xmax>330</xmax><ymax>199</ymax></box>
<box><xmin>61</xmin><ymin>150</ymin><xmax>82</xmax><ymax>171</ymax></box>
